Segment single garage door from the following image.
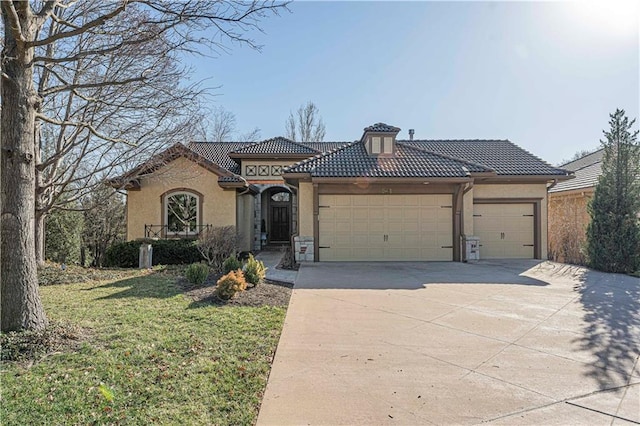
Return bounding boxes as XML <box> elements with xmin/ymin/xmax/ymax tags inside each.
<box><xmin>318</xmin><ymin>194</ymin><xmax>453</xmax><ymax>261</ymax></box>
<box><xmin>473</xmin><ymin>203</ymin><xmax>534</xmax><ymax>259</ymax></box>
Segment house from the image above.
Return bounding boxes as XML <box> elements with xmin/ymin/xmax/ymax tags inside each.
<box><xmin>110</xmin><ymin>123</ymin><xmax>572</xmax><ymax>262</ymax></box>
<box><xmin>547</xmin><ymin>149</ymin><xmax>603</xmax><ymax>264</ymax></box>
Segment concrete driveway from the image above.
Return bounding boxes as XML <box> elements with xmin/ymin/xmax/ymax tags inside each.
<box><xmin>257</xmin><ymin>260</ymin><xmax>640</xmax><ymax>425</ymax></box>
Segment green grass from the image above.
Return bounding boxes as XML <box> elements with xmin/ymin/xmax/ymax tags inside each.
<box><xmin>1</xmin><ymin>270</ymin><xmax>286</xmax><ymax>425</ymax></box>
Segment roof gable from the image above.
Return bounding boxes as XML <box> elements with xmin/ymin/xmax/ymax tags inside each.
<box><xmin>108</xmin><ymin>143</ymin><xmax>244</xmax><ymax>189</ymax></box>
<box><xmin>229</xmin><ymin>137</ymin><xmax>320</xmax><ymax>157</ymax></box>
<box><xmin>283</xmin><ymin>141</ymin><xmax>494</xmax><ymax>179</ymax></box>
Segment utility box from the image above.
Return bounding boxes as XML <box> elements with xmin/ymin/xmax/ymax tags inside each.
<box><xmin>463</xmin><ymin>236</ymin><xmax>480</xmax><ymax>263</ymax></box>
<box><xmin>139</xmin><ymin>243</ymin><xmax>153</xmax><ymax>269</ymax></box>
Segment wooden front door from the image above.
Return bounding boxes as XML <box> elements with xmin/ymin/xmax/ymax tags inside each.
<box><xmin>270</xmin><ymin>205</ymin><xmax>290</xmax><ymax>243</ymax></box>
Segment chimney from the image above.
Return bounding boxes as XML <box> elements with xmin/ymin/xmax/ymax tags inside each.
<box><xmin>409</xmin><ymin>129</ymin><xmax>415</xmax><ymax>140</ymax></box>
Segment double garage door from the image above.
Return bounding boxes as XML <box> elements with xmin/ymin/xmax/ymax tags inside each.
<box><xmin>473</xmin><ymin>203</ymin><xmax>535</xmax><ymax>259</ymax></box>
<box><xmin>318</xmin><ymin>195</ymin><xmax>536</xmax><ymax>261</ymax></box>
<box><xmin>318</xmin><ymin>194</ymin><xmax>453</xmax><ymax>261</ymax></box>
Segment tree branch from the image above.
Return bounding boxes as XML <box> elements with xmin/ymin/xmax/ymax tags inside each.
<box><xmin>28</xmin><ymin>3</ymin><xmax>127</xmax><ymax>47</ymax></box>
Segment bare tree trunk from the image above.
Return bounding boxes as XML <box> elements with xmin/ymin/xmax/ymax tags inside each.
<box><xmin>1</xmin><ymin>4</ymin><xmax>49</xmax><ymax>332</ymax></box>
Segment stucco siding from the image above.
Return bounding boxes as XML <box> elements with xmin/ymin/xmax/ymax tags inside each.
<box><xmin>298</xmin><ymin>182</ymin><xmax>314</xmax><ymax>237</ymax></box>
<box><xmin>126</xmin><ymin>156</ymin><xmax>236</xmax><ymax>240</ymax></box>
<box><xmin>236</xmin><ymin>194</ymin><xmax>254</xmax><ymax>252</ymax></box>
<box><xmin>463</xmin><ymin>189</ymin><xmax>474</xmax><ymax>236</ymax></box>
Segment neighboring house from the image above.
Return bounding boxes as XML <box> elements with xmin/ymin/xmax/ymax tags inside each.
<box><xmin>110</xmin><ymin>123</ymin><xmax>572</xmax><ymax>262</ymax></box>
<box><xmin>547</xmin><ymin>149</ymin><xmax>603</xmax><ymax>264</ymax></box>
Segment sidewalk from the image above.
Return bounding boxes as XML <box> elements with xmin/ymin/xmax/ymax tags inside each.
<box><xmin>255</xmin><ymin>250</ymin><xmax>298</xmax><ymax>285</ymax></box>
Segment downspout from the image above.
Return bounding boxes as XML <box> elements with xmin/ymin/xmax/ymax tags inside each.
<box><xmin>463</xmin><ymin>180</ymin><xmax>474</xmax><ymax>195</ymax></box>
<box><xmin>547</xmin><ymin>178</ymin><xmax>559</xmax><ymax>191</ymax></box>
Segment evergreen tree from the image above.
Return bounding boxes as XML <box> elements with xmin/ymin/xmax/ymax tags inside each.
<box><xmin>586</xmin><ymin>109</ymin><xmax>640</xmax><ymax>273</ymax></box>
<box><xmin>45</xmin><ymin>208</ymin><xmax>84</xmax><ymax>265</ymax></box>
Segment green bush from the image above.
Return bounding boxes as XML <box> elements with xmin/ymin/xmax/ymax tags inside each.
<box><xmin>105</xmin><ymin>241</ymin><xmax>139</xmax><ymax>268</ymax></box>
<box><xmin>243</xmin><ymin>254</ymin><xmax>266</xmax><ymax>287</ymax></box>
<box><xmin>222</xmin><ymin>255</ymin><xmax>243</xmax><ymax>275</ymax></box>
<box><xmin>216</xmin><ymin>270</ymin><xmax>247</xmax><ymax>300</ymax></box>
<box><xmin>105</xmin><ymin>239</ymin><xmax>204</xmax><ymax>268</ymax></box>
<box><xmin>185</xmin><ymin>263</ymin><xmax>210</xmax><ymax>285</ymax></box>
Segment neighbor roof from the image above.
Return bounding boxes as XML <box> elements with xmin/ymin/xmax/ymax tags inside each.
<box><xmin>550</xmin><ymin>149</ymin><xmax>603</xmax><ymax>193</ymax></box>
<box><xmin>283</xmin><ymin>141</ymin><xmax>494</xmax><ymax>178</ymax></box>
<box><xmin>402</xmin><ymin>140</ymin><xmax>570</xmax><ymax>176</ymax></box>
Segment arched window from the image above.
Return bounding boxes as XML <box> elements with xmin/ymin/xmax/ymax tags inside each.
<box><xmin>164</xmin><ymin>191</ymin><xmax>199</xmax><ymax>235</ymax></box>
<box><xmin>271</xmin><ymin>191</ymin><xmax>290</xmax><ymax>202</ymax></box>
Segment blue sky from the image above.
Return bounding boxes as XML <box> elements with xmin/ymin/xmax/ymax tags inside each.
<box><xmin>185</xmin><ymin>1</ymin><xmax>639</xmax><ymax>165</ymax></box>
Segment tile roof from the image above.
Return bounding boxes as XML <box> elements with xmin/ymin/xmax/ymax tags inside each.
<box><xmin>187</xmin><ymin>142</ymin><xmax>247</xmax><ymax>174</ymax></box>
<box><xmin>300</xmin><ymin>141</ymin><xmax>353</xmax><ymax>152</ymax></box>
<box><xmin>217</xmin><ymin>175</ymin><xmax>245</xmax><ymax>183</ymax></box>
<box><xmin>550</xmin><ymin>149</ymin><xmax>603</xmax><ymax>193</ymax></box>
<box><xmin>230</xmin><ymin>137</ymin><xmax>320</xmax><ymax>156</ymax></box>
<box><xmin>364</xmin><ymin>123</ymin><xmax>401</xmax><ymax>133</ymax></box>
<box><xmin>401</xmin><ymin>140</ymin><xmax>570</xmax><ymax>176</ymax></box>
<box><xmin>283</xmin><ymin>141</ymin><xmax>493</xmax><ymax>178</ymax></box>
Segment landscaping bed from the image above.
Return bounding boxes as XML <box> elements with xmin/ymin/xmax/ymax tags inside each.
<box><xmin>179</xmin><ymin>275</ymin><xmax>292</xmax><ymax>307</ymax></box>
<box><xmin>1</xmin><ymin>268</ymin><xmax>287</xmax><ymax>425</ymax></box>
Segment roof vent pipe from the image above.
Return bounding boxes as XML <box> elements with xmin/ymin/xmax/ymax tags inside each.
<box><xmin>409</xmin><ymin>129</ymin><xmax>415</xmax><ymax>140</ymax></box>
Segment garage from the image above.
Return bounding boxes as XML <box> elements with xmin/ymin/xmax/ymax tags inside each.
<box><xmin>473</xmin><ymin>203</ymin><xmax>535</xmax><ymax>259</ymax></box>
<box><xmin>318</xmin><ymin>194</ymin><xmax>453</xmax><ymax>261</ymax></box>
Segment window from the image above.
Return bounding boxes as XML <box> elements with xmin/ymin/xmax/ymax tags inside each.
<box><xmin>271</xmin><ymin>192</ymin><xmax>290</xmax><ymax>202</ymax></box>
<box><xmin>258</xmin><ymin>165</ymin><xmax>269</xmax><ymax>176</ymax></box>
<box><xmin>165</xmin><ymin>191</ymin><xmax>199</xmax><ymax>234</ymax></box>
<box><xmin>383</xmin><ymin>137</ymin><xmax>393</xmax><ymax>153</ymax></box>
<box><xmin>245</xmin><ymin>165</ymin><xmax>256</xmax><ymax>176</ymax></box>
<box><xmin>371</xmin><ymin>136</ymin><xmax>381</xmax><ymax>153</ymax></box>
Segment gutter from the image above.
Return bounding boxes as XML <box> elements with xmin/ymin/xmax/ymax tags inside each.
<box><xmin>463</xmin><ymin>180</ymin><xmax>474</xmax><ymax>195</ymax></box>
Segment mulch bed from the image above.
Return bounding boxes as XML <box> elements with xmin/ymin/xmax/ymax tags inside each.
<box><xmin>177</xmin><ymin>274</ymin><xmax>292</xmax><ymax>307</ymax></box>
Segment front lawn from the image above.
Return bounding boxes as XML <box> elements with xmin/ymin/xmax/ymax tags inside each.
<box><xmin>1</xmin><ymin>268</ymin><xmax>287</xmax><ymax>425</ymax></box>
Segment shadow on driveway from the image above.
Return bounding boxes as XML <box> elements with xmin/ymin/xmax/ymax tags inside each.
<box><xmin>573</xmin><ymin>268</ymin><xmax>640</xmax><ymax>388</ymax></box>
<box><xmin>295</xmin><ymin>259</ymin><xmax>550</xmax><ymax>290</ymax></box>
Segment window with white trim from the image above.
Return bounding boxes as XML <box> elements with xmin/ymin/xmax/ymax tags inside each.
<box><xmin>165</xmin><ymin>191</ymin><xmax>199</xmax><ymax>234</ymax></box>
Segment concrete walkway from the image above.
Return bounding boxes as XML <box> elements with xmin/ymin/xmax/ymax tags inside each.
<box><xmin>257</xmin><ymin>260</ymin><xmax>640</xmax><ymax>425</ymax></box>
<box><xmin>255</xmin><ymin>250</ymin><xmax>298</xmax><ymax>284</ymax></box>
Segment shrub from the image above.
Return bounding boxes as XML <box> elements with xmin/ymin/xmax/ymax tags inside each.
<box><xmin>185</xmin><ymin>263</ymin><xmax>210</xmax><ymax>285</ymax></box>
<box><xmin>105</xmin><ymin>239</ymin><xmax>203</xmax><ymax>268</ymax></box>
<box><xmin>196</xmin><ymin>226</ymin><xmax>238</xmax><ymax>273</ymax></box>
<box><xmin>243</xmin><ymin>254</ymin><xmax>266</xmax><ymax>287</ymax></box>
<box><xmin>216</xmin><ymin>270</ymin><xmax>247</xmax><ymax>300</ymax></box>
<box><xmin>222</xmin><ymin>255</ymin><xmax>243</xmax><ymax>275</ymax></box>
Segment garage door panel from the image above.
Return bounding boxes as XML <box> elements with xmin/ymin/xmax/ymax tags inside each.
<box><xmin>473</xmin><ymin>203</ymin><xmax>534</xmax><ymax>259</ymax></box>
<box><xmin>319</xmin><ymin>194</ymin><xmax>453</xmax><ymax>261</ymax></box>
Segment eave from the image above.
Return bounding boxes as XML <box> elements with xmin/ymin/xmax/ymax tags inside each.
<box><xmin>474</xmin><ymin>174</ymin><xmax>574</xmax><ymax>184</ymax></box>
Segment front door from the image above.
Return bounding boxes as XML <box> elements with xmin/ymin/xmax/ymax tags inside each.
<box><xmin>270</xmin><ymin>205</ymin><xmax>290</xmax><ymax>243</ymax></box>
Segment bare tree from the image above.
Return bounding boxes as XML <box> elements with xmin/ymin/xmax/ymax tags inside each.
<box><xmin>285</xmin><ymin>101</ymin><xmax>326</xmax><ymax>142</ymax></box>
<box><xmin>558</xmin><ymin>148</ymin><xmax>598</xmax><ymax>166</ymax></box>
<box><xmin>209</xmin><ymin>106</ymin><xmax>237</xmax><ymax>142</ymax></box>
<box><xmin>32</xmin><ymin>3</ymin><xmax>206</xmax><ymax>265</ymax></box>
<box><xmin>204</xmin><ymin>105</ymin><xmax>262</xmax><ymax>142</ymax></box>
<box><xmin>239</xmin><ymin>127</ymin><xmax>262</xmax><ymax>142</ymax></box>
<box><xmin>1</xmin><ymin>0</ymin><xmax>287</xmax><ymax>332</ymax></box>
